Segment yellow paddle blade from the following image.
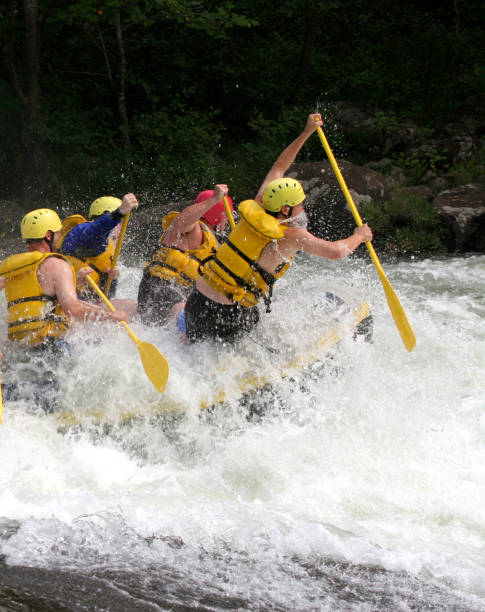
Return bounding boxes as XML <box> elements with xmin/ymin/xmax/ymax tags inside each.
<box><xmin>379</xmin><ymin>269</ymin><xmax>416</xmax><ymax>351</ymax></box>
<box><xmin>366</xmin><ymin>242</ymin><xmax>415</xmax><ymax>351</ymax></box>
<box><xmin>137</xmin><ymin>341</ymin><xmax>170</xmax><ymax>393</ymax></box>
<box><xmin>86</xmin><ymin>275</ymin><xmax>170</xmax><ymax>391</ymax></box>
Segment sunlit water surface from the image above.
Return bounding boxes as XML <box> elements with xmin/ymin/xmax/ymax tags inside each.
<box><xmin>0</xmin><ymin>254</ymin><xmax>484</xmax><ymax>611</ymax></box>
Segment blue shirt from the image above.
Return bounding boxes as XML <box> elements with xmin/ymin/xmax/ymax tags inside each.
<box><xmin>60</xmin><ymin>211</ymin><xmax>122</xmax><ymax>297</ymax></box>
<box><xmin>60</xmin><ymin>212</ymin><xmax>121</xmax><ymax>258</ymax></box>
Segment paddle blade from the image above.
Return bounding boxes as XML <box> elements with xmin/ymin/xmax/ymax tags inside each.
<box><xmin>137</xmin><ymin>341</ymin><xmax>170</xmax><ymax>393</ymax></box>
<box><xmin>380</xmin><ymin>273</ymin><xmax>416</xmax><ymax>351</ymax></box>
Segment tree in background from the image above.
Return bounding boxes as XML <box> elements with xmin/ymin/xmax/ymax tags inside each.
<box><xmin>1</xmin><ymin>0</ymin><xmax>483</xmax><ymax>205</ymax></box>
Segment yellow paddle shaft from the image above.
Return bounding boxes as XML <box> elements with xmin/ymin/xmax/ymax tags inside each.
<box><xmin>316</xmin><ymin>126</ymin><xmax>416</xmax><ymax>351</ymax></box>
<box><xmin>317</xmin><ymin>127</ymin><xmax>385</xmax><ymax>269</ymax></box>
<box><xmin>86</xmin><ymin>274</ymin><xmax>139</xmax><ymax>345</ymax></box>
<box><xmin>104</xmin><ymin>211</ymin><xmax>131</xmax><ymax>296</ymax></box>
<box><xmin>223</xmin><ymin>196</ymin><xmax>236</xmax><ymax>230</ymax></box>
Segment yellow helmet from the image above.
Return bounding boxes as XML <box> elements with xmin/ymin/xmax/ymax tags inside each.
<box><xmin>21</xmin><ymin>209</ymin><xmax>62</xmax><ymax>240</ymax></box>
<box><xmin>262</xmin><ymin>178</ymin><xmax>306</xmax><ymax>212</ymax></box>
<box><xmin>88</xmin><ymin>196</ymin><xmax>122</xmax><ymax>219</ymax></box>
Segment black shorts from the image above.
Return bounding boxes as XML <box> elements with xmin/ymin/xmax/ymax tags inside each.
<box><xmin>184</xmin><ymin>289</ymin><xmax>259</xmax><ymax>343</ymax></box>
<box><xmin>137</xmin><ymin>271</ymin><xmax>191</xmax><ymax>325</ymax></box>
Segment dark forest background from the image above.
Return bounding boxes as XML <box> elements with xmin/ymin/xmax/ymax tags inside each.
<box><xmin>1</xmin><ymin>0</ymin><xmax>484</xmax><ymax>235</ymax></box>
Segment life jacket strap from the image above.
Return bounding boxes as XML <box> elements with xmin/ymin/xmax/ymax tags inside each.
<box><xmin>146</xmin><ymin>260</ymin><xmax>194</xmax><ymax>286</ymax></box>
<box><xmin>209</xmin><ymin>256</ymin><xmax>264</xmax><ymax>302</ymax></box>
<box><xmin>9</xmin><ymin>314</ymin><xmax>69</xmax><ymax>330</ymax></box>
<box><xmin>225</xmin><ymin>239</ymin><xmax>278</xmax><ymax>288</ymax></box>
<box><xmin>7</xmin><ymin>295</ymin><xmax>56</xmax><ymax>307</ymax></box>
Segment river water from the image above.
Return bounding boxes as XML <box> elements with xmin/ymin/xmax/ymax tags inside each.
<box><xmin>0</xmin><ymin>254</ymin><xmax>484</xmax><ymax>611</ymax></box>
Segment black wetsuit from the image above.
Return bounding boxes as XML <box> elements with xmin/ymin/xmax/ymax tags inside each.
<box><xmin>184</xmin><ymin>289</ymin><xmax>259</xmax><ymax>343</ymax></box>
<box><xmin>137</xmin><ymin>270</ymin><xmax>190</xmax><ymax>326</ymax></box>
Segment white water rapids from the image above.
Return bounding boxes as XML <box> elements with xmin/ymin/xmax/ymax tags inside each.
<box><xmin>0</xmin><ymin>254</ymin><xmax>484</xmax><ymax>611</ymax></box>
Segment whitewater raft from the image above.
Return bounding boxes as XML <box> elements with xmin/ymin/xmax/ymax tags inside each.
<box><xmin>49</xmin><ymin>292</ymin><xmax>372</xmax><ymax>428</ymax></box>
<box><xmin>0</xmin><ymin>286</ymin><xmax>371</xmax><ymax>428</ymax></box>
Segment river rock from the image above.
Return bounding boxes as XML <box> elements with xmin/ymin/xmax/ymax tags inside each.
<box><xmin>333</xmin><ymin>101</ymin><xmax>423</xmax><ymax>158</ymax></box>
<box><xmin>289</xmin><ymin>160</ymin><xmax>390</xmax><ymax>239</ymax></box>
<box><xmin>400</xmin><ymin>185</ymin><xmax>435</xmax><ymax>202</ymax></box>
<box><xmin>0</xmin><ymin>201</ymin><xmax>28</xmax><ymax>258</ymax></box>
<box><xmin>433</xmin><ymin>183</ymin><xmax>485</xmax><ymax>251</ymax></box>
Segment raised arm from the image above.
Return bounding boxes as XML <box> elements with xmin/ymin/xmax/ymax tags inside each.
<box><xmin>60</xmin><ymin>193</ymin><xmax>138</xmax><ymax>256</ymax></box>
<box><xmin>163</xmin><ymin>184</ymin><xmax>229</xmax><ymax>242</ymax></box>
<box><xmin>255</xmin><ymin>114</ymin><xmax>323</xmax><ymax>202</ymax></box>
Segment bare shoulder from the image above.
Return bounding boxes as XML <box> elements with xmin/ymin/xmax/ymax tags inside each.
<box><xmin>39</xmin><ymin>255</ymin><xmax>71</xmax><ymax>273</ymax></box>
<box><xmin>38</xmin><ymin>255</ymin><xmax>73</xmax><ymax>288</ymax></box>
<box><xmin>283</xmin><ymin>226</ymin><xmax>313</xmax><ymax>244</ymax></box>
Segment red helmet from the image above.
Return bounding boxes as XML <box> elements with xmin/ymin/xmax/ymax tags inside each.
<box><xmin>195</xmin><ymin>190</ymin><xmax>234</xmax><ymax>227</ymax></box>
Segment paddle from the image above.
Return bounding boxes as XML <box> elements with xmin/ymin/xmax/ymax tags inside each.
<box><xmin>315</xmin><ymin>124</ymin><xmax>416</xmax><ymax>352</ymax></box>
<box><xmin>223</xmin><ymin>196</ymin><xmax>236</xmax><ymax>230</ymax></box>
<box><xmin>104</xmin><ymin>210</ymin><xmax>131</xmax><ymax>296</ymax></box>
<box><xmin>86</xmin><ymin>275</ymin><xmax>169</xmax><ymax>392</ymax></box>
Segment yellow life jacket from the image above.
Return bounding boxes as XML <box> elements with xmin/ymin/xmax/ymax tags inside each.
<box><xmin>0</xmin><ymin>252</ymin><xmax>74</xmax><ymax>345</ymax></box>
<box><xmin>144</xmin><ymin>211</ymin><xmax>218</xmax><ymax>288</ymax></box>
<box><xmin>58</xmin><ymin>214</ymin><xmax>115</xmax><ymax>296</ymax></box>
<box><xmin>199</xmin><ymin>200</ymin><xmax>291</xmax><ymax>309</ymax></box>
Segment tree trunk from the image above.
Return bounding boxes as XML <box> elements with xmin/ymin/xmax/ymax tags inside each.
<box><xmin>290</xmin><ymin>0</ymin><xmax>317</xmax><ymax>105</ymax></box>
<box><xmin>114</xmin><ymin>10</ymin><xmax>133</xmax><ymax>188</ymax></box>
<box><xmin>6</xmin><ymin>0</ymin><xmax>44</xmax><ymax>206</ymax></box>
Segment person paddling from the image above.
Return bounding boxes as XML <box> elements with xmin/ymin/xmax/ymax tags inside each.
<box><xmin>0</xmin><ymin>209</ymin><xmax>129</xmax><ymax>411</ymax></box>
<box><xmin>0</xmin><ymin>208</ymin><xmax>127</xmax><ymax>347</ymax></box>
<box><xmin>58</xmin><ymin>193</ymin><xmax>139</xmax><ymax>320</ymax></box>
<box><xmin>183</xmin><ymin>114</ymin><xmax>373</xmax><ymax>343</ymax></box>
<box><xmin>137</xmin><ymin>184</ymin><xmax>233</xmax><ymax>326</ymax></box>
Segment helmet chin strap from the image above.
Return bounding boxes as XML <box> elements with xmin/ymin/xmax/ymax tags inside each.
<box><xmin>279</xmin><ymin>205</ymin><xmax>296</xmax><ymax>220</ymax></box>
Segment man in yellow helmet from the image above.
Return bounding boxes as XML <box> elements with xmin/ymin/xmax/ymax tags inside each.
<box><xmin>183</xmin><ymin>114</ymin><xmax>373</xmax><ymax>343</ymax></box>
<box><xmin>137</xmin><ymin>183</ymin><xmax>233</xmax><ymax>326</ymax></box>
<box><xmin>0</xmin><ymin>208</ymin><xmax>128</xmax><ymax>346</ymax></box>
<box><xmin>58</xmin><ymin>193</ymin><xmax>139</xmax><ymax>319</ymax></box>
<box><xmin>0</xmin><ymin>208</ymin><xmax>129</xmax><ymax>411</ymax></box>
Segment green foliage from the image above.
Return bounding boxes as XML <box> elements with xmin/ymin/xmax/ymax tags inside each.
<box><xmin>238</xmin><ymin>105</ymin><xmax>337</xmax><ymax>193</ymax></box>
<box><xmin>371</xmin><ymin>111</ymin><xmax>399</xmax><ymax>137</ymax></box>
<box><xmin>132</xmin><ymin>107</ymin><xmax>224</xmax><ymax>193</ymax></box>
<box><xmin>1</xmin><ymin>0</ymin><xmax>483</xmax><ymax>239</ymax></box>
<box><xmin>360</xmin><ymin>191</ymin><xmax>447</xmax><ymax>254</ymax></box>
<box><xmin>243</xmin><ymin>106</ymin><xmax>313</xmax><ymax>173</ymax></box>
<box><xmin>396</xmin><ymin>148</ymin><xmax>449</xmax><ymax>184</ymax></box>
<box><xmin>447</xmin><ymin>144</ymin><xmax>485</xmax><ymax>187</ymax></box>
